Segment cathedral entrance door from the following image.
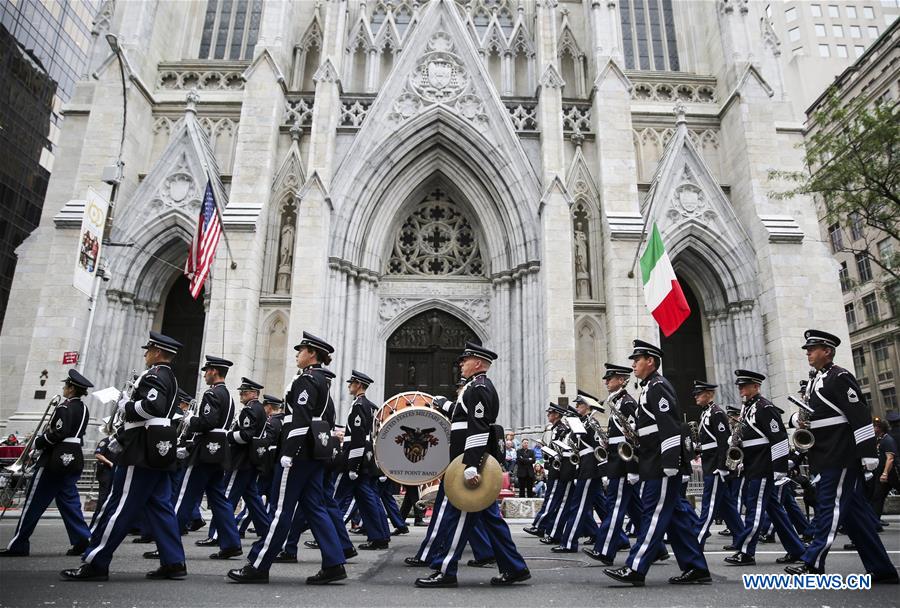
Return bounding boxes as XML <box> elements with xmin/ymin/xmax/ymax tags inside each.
<box><xmin>384</xmin><ymin>309</ymin><xmax>479</xmax><ymax>401</ymax></box>
<box><xmin>160</xmin><ymin>275</ymin><xmax>205</xmax><ymax>395</ymax></box>
<box><xmin>659</xmin><ymin>277</ymin><xmax>706</xmax><ymax>423</ymax></box>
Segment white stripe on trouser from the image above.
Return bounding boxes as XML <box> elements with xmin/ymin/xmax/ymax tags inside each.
<box><xmin>697</xmin><ymin>475</ymin><xmax>719</xmax><ymax>544</ymax></box>
<box><xmin>420</xmin><ymin>497</ymin><xmax>448</xmax><ymax>560</ymax></box>
<box><xmin>814</xmin><ymin>468</ymin><xmax>846</xmax><ymax>571</ymax></box>
<box><xmin>90</xmin><ymin>483</ymin><xmax>114</xmax><ymax>534</ymax></box>
<box><xmin>564</xmin><ymin>479</ymin><xmax>592</xmax><ymax>548</ymax></box>
<box><xmin>550</xmin><ymin>482</ymin><xmax>572</xmax><ymax>537</ymax></box>
<box><xmin>342</xmin><ymin>498</ymin><xmax>357</xmax><ymax>523</ymax></box>
<box><xmin>631</xmin><ymin>476</ymin><xmax>669</xmax><ymax>572</ymax></box>
<box><xmin>534</xmin><ymin>480</ymin><xmax>558</xmax><ymax>528</ymax></box>
<box><xmin>211</xmin><ymin>470</ymin><xmax>241</xmax><ymax>541</ymax></box>
<box><xmin>332</xmin><ymin>473</ymin><xmax>343</xmax><ymax>499</ymax></box>
<box><xmin>253</xmin><ymin>468</ymin><xmax>292</xmax><ymax>569</ymax></box>
<box><xmin>174</xmin><ymin>466</ymin><xmax>194</xmax><ymax>514</ymax></box>
<box><xmin>740</xmin><ymin>477</ymin><xmax>767</xmax><ymax>554</ymax></box>
<box><xmin>601</xmin><ymin>478</ymin><xmax>625</xmax><ymax>556</ymax></box>
<box><xmin>737</xmin><ymin>477</ymin><xmax>744</xmax><ymax>510</ymax></box>
<box><xmin>440</xmin><ymin>509</ymin><xmax>469</xmax><ymax>574</ymax></box>
<box><xmin>85</xmin><ymin>466</ymin><xmax>135</xmax><ymax>564</ymax></box>
<box><xmin>8</xmin><ymin>467</ymin><xmax>44</xmax><ymax>547</ymax></box>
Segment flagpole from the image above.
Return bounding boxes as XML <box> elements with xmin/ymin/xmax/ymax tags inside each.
<box><xmin>626</xmin><ymin>181</ymin><xmax>657</xmax><ymax>280</ymax></box>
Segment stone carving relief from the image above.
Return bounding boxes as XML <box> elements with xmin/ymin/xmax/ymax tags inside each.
<box><xmin>275</xmin><ymin>198</ymin><xmax>297</xmax><ymax>294</ymax></box>
<box><xmin>667</xmin><ymin>167</ymin><xmax>717</xmax><ymax>224</ymax></box>
<box><xmin>386</xmin><ymin>308</ymin><xmax>479</xmax><ymax>349</ymax></box>
<box><xmin>148</xmin><ymin>153</ymin><xmax>201</xmax><ymax>210</ymax></box>
<box><xmin>573</xmin><ymin>202</ymin><xmax>592</xmax><ymax>300</ymax></box>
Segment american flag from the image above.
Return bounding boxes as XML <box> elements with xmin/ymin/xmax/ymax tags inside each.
<box><xmin>184</xmin><ymin>180</ymin><xmax>222</xmax><ymax>299</ymax></box>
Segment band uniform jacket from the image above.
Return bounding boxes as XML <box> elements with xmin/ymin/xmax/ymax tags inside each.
<box><xmin>698</xmin><ymin>403</ymin><xmax>730</xmax><ymax>476</ymax></box>
<box><xmin>805</xmin><ymin>362</ymin><xmax>876</xmax><ymax>473</ymax></box>
<box><xmin>346</xmin><ymin>394</ymin><xmax>376</xmax><ymax>475</ymax></box>
<box><xmin>635</xmin><ymin>370</ymin><xmax>682</xmax><ymax>479</ymax></box>
<box><xmin>737</xmin><ymin>395</ymin><xmax>789</xmax><ymax>478</ymax></box>
<box><xmin>281</xmin><ymin>364</ymin><xmax>332</xmax><ymax>461</ymax></box>
<box><xmin>605</xmin><ymin>388</ymin><xmax>639</xmax><ymax>479</ymax></box>
<box><xmin>117</xmin><ymin>364</ymin><xmax>179</xmax><ymax>469</ymax></box>
<box><xmin>575</xmin><ymin>415</ymin><xmax>604</xmax><ymax>480</ymax></box>
<box><xmin>515</xmin><ymin>447</ymin><xmax>536</xmax><ymax>479</ymax></box>
<box><xmin>449</xmin><ymin>372</ymin><xmax>499</xmax><ymax>469</ymax></box>
<box><xmin>33</xmin><ymin>397</ymin><xmax>89</xmax><ymax>471</ymax></box>
<box><xmin>187</xmin><ymin>382</ymin><xmax>235</xmax><ymax>467</ymax></box>
<box><xmin>229</xmin><ymin>398</ymin><xmax>267</xmax><ymax>470</ymax></box>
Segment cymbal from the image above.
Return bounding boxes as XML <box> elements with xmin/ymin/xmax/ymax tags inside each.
<box><xmin>443</xmin><ymin>454</ymin><xmax>503</xmax><ymax>512</ymax></box>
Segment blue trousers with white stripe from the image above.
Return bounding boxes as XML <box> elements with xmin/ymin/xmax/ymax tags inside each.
<box><xmin>781</xmin><ymin>485</ymin><xmax>809</xmax><ymax>536</ymax></box>
<box><xmin>6</xmin><ymin>467</ymin><xmax>89</xmax><ymax>554</ymax></box>
<box><xmin>800</xmin><ymin>466</ymin><xmax>895</xmax><ymax>576</ymax></box>
<box><xmin>591</xmin><ymin>477</ymin><xmax>634</xmax><ymax>559</ymax></box>
<box><xmin>559</xmin><ymin>478</ymin><xmax>603</xmax><ymax>550</ymax></box>
<box><xmin>733</xmin><ymin>475</ymin><xmax>805</xmax><ymax>558</ymax></box>
<box><xmin>174</xmin><ymin>462</ymin><xmax>241</xmax><ymax>551</ymax></box>
<box><xmin>377</xmin><ymin>478</ymin><xmax>406</xmax><ymax>529</ymax></box>
<box><xmin>282</xmin><ymin>471</ymin><xmax>354</xmax><ymax>556</ymax></box>
<box><xmin>625</xmin><ymin>476</ymin><xmax>707</xmax><ymax>576</ymax></box>
<box><xmin>246</xmin><ymin>462</ymin><xmax>345</xmax><ymax>571</ymax></box>
<box><xmin>538</xmin><ymin>479</ymin><xmax>571</xmax><ymax>537</ymax></box>
<box><xmin>334</xmin><ymin>473</ymin><xmax>390</xmax><ymax>542</ymax></box>
<box><xmin>207</xmin><ymin>468</ymin><xmax>271</xmax><ymax>541</ymax></box>
<box><xmin>531</xmin><ymin>478</ymin><xmax>558</xmax><ymax>529</ymax></box>
<box><xmin>84</xmin><ymin>465</ymin><xmax>185</xmax><ymax>569</ymax></box>
<box><xmin>409</xmin><ymin>482</ymin><xmax>493</xmax><ymax>562</ymax></box>
<box><xmin>426</xmin><ymin>483</ymin><xmax>526</xmax><ymax>577</ymax></box>
<box><xmin>696</xmin><ymin>473</ymin><xmax>744</xmax><ymax>549</ymax></box>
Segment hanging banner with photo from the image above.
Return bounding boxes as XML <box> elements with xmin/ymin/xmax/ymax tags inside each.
<box><xmin>73</xmin><ymin>187</ymin><xmax>109</xmax><ymax>296</ymax></box>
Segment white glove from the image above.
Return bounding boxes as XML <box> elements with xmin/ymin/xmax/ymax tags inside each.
<box><xmin>378</xmin><ymin>475</ymin><xmax>387</xmax><ymax>483</ymax></box>
<box><xmin>176</xmin><ymin>447</ymin><xmax>188</xmax><ymax>460</ymax></box>
<box><xmin>663</xmin><ymin>468</ymin><xmax>678</xmax><ymax>477</ymax></box>
<box><xmin>736</xmin><ymin>463</ymin><xmax>744</xmax><ymax>476</ymax></box>
<box><xmin>29</xmin><ymin>449</ymin><xmax>42</xmax><ymax>461</ymax></box>
<box><xmin>117</xmin><ymin>396</ymin><xmax>129</xmax><ymax>412</ymax></box>
<box><xmin>864</xmin><ymin>471</ymin><xmax>874</xmax><ymax>481</ymax></box>
<box><xmin>681</xmin><ymin>475</ymin><xmax>690</xmax><ymax>484</ymax></box>
<box><xmin>349</xmin><ymin>471</ymin><xmax>358</xmax><ymax>481</ymax></box>
<box><xmin>861</xmin><ymin>457</ymin><xmax>878</xmax><ymax>471</ymax></box>
<box><xmin>601</xmin><ymin>476</ymin><xmax>609</xmax><ymax>487</ymax></box>
<box><xmin>280</xmin><ymin>456</ymin><xmax>293</xmax><ymax>469</ymax></box>
<box><xmin>774</xmin><ymin>471</ymin><xmax>787</xmax><ymax>483</ymax></box>
<box><xmin>716</xmin><ymin>469</ymin><xmax>729</xmax><ymax>479</ymax></box>
<box><xmin>463</xmin><ymin>466</ymin><xmax>479</xmax><ymax>481</ymax></box>
<box><xmin>107</xmin><ymin>439</ymin><xmax>122</xmax><ymax>455</ymax></box>
<box><xmin>627</xmin><ymin>473</ymin><xmax>640</xmax><ymax>485</ymax></box>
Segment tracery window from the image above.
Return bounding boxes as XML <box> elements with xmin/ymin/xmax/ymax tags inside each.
<box><xmin>199</xmin><ymin>0</ymin><xmax>263</xmax><ymax>60</ymax></box>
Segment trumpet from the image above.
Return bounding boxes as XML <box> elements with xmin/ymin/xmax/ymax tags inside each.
<box><xmin>176</xmin><ymin>397</ymin><xmax>200</xmax><ymax>444</ymax></box>
<box><xmin>788</xmin><ymin>395</ymin><xmax>815</xmax><ymax>453</ymax></box>
<box><xmin>585</xmin><ymin>411</ymin><xmax>608</xmax><ymax>461</ymax></box>
<box><xmin>606</xmin><ymin>399</ymin><xmax>639</xmax><ymax>462</ymax></box>
<box><xmin>725</xmin><ymin>406</ymin><xmax>745</xmax><ymax>471</ymax></box>
<box><xmin>558</xmin><ymin>418</ymin><xmax>581</xmax><ymax>466</ymax></box>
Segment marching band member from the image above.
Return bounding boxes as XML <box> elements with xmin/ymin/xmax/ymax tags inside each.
<box><xmin>786</xmin><ymin>330</ymin><xmax>897</xmax><ymax>583</ymax></box>
<box><xmin>603</xmin><ymin>340</ymin><xmax>710</xmax><ymax>586</ymax></box>
<box><xmin>62</xmin><ymin>332</ymin><xmax>186</xmax><ymax>581</ymax></box>
<box><xmin>523</xmin><ymin>403</ymin><xmax>569</xmax><ymax>538</ymax></box>
<box><xmin>414</xmin><ymin>343</ymin><xmax>529</xmax><ymax>588</ymax></box>
<box><xmin>1</xmin><ymin>370</ymin><xmax>92</xmax><ymax>557</ymax></box>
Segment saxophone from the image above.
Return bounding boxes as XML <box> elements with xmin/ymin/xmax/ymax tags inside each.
<box><xmin>725</xmin><ymin>408</ymin><xmax>745</xmax><ymax>471</ymax></box>
<box><xmin>606</xmin><ymin>399</ymin><xmax>639</xmax><ymax>462</ymax></box>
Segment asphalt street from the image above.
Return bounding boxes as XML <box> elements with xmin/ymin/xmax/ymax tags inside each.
<box><xmin>1</xmin><ymin>516</ymin><xmax>898</xmax><ymax>608</ymax></box>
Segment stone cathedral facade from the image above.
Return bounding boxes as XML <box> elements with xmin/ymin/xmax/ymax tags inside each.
<box><xmin>1</xmin><ymin>0</ymin><xmax>850</xmax><ymax>434</ymax></box>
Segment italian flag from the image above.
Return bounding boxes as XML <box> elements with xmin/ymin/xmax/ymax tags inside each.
<box><xmin>640</xmin><ymin>223</ymin><xmax>691</xmax><ymax>337</ymax></box>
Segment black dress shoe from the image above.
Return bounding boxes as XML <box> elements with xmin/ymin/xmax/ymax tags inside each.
<box><xmin>654</xmin><ymin>548</ymin><xmax>670</xmax><ymax>562</ymax></box>
<box><xmin>523</xmin><ymin>526</ymin><xmax>541</xmax><ymax>536</ymax></box>
<box><xmin>491</xmin><ymin>568</ymin><xmax>531</xmax><ymax>586</ymax></box>
<box><xmin>843</xmin><ymin>542</ymin><xmax>856</xmax><ymax>550</ymax></box>
<box><xmin>344</xmin><ymin>547</ymin><xmax>358</xmax><ymax>559</ymax></box>
<box><xmin>349</xmin><ymin>527</ymin><xmax>366</xmax><ymax>535</ymax></box>
<box><xmin>467</xmin><ymin>557</ymin><xmax>496</xmax><ymax>567</ymax></box>
<box><xmin>582</xmin><ymin>548</ymin><xmax>613</xmax><ymax>565</ymax></box>
<box><xmin>358</xmin><ymin>540</ymin><xmax>390</xmax><ymax>550</ymax></box>
<box><xmin>551</xmin><ymin>546</ymin><xmax>577</xmax><ymax>553</ymax></box>
<box><xmin>210</xmin><ymin>547</ymin><xmax>243</xmax><ymax>560</ymax></box>
<box><xmin>273</xmin><ymin>551</ymin><xmax>297</xmax><ymax>563</ymax></box>
<box><xmin>143</xmin><ymin>550</ymin><xmax>160</xmax><ymax>559</ymax></box>
<box><xmin>801</xmin><ymin>534</ymin><xmax>814</xmax><ymax>543</ymax></box>
<box><xmin>405</xmin><ymin>556</ymin><xmax>429</xmax><ymax>567</ymax></box>
<box><xmin>227</xmin><ymin>564</ymin><xmax>269</xmax><ymax>584</ymax></box>
<box><xmin>538</xmin><ymin>536</ymin><xmax>555</xmax><ymax>545</ymax></box>
<box><xmin>617</xmin><ymin>543</ymin><xmax>632</xmax><ymax>552</ymax></box>
<box><xmin>195</xmin><ymin>537</ymin><xmax>218</xmax><ymax>547</ymax></box>
<box><xmin>584</xmin><ymin>536</ymin><xmax>596</xmax><ymax>545</ymax></box>
<box><xmin>871</xmin><ymin>570</ymin><xmax>900</xmax><ymax>585</ymax></box>
<box><xmin>723</xmin><ymin>544</ymin><xmax>737</xmax><ymax>551</ymax></box>
<box><xmin>66</xmin><ymin>540</ymin><xmax>89</xmax><ymax>556</ymax></box>
<box><xmin>415</xmin><ymin>571</ymin><xmax>458</xmax><ymax>588</ymax></box>
<box><xmin>147</xmin><ymin>563</ymin><xmax>187</xmax><ymax>580</ymax></box>
<box><xmin>414</xmin><ymin>520</ymin><xmax>427</xmax><ymax>527</ymax></box>
<box><xmin>304</xmin><ymin>540</ymin><xmax>319</xmax><ymax>549</ymax></box>
<box><xmin>132</xmin><ymin>535</ymin><xmax>154</xmax><ymax>544</ymax></box>
<box><xmin>718</xmin><ymin>528</ymin><xmax>731</xmax><ymax>536</ymax></box>
<box><xmin>724</xmin><ymin>551</ymin><xmax>756</xmax><ymax>566</ymax></box>
<box><xmin>306</xmin><ymin>564</ymin><xmax>347</xmax><ymax>585</ymax></box>
<box><xmin>760</xmin><ymin>533</ymin><xmax>775</xmax><ymax>544</ymax></box>
<box><xmin>785</xmin><ymin>563</ymin><xmax>823</xmax><ymax>575</ymax></box>
<box><xmin>0</xmin><ymin>549</ymin><xmax>29</xmax><ymax>557</ymax></box>
<box><xmin>60</xmin><ymin>563</ymin><xmax>109</xmax><ymax>581</ymax></box>
<box><xmin>776</xmin><ymin>553</ymin><xmax>802</xmax><ymax>564</ymax></box>
<box><xmin>669</xmin><ymin>568</ymin><xmax>712</xmax><ymax>584</ymax></box>
<box><xmin>188</xmin><ymin>518</ymin><xmax>207</xmax><ymax>531</ymax></box>
<box><xmin>392</xmin><ymin>526</ymin><xmax>410</xmax><ymax>535</ymax></box>
<box><xmin>603</xmin><ymin>566</ymin><xmax>645</xmax><ymax>586</ymax></box>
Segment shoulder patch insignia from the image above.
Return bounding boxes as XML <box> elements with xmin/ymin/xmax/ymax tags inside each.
<box><xmin>769</xmin><ymin>418</ymin><xmax>779</xmax><ymax>433</ymax></box>
<box><xmin>297</xmin><ymin>390</ymin><xmax>309</xmax><ymax>406</ymax></box>
<box><xmin>147</xmin><ymin>388</ymin><xmax>158</xmax><ymax>402</ymax></box>
<box><xmin>242</xmin><ymin>417</ymin><xmax>251</xmax><ymax>428</ymax></box>
<box><xmin>718</xmin><ymin>422</ymin><xmax>726</xmax><ymax>433</ymax></box>
<box><xmin>847</xmin><ymin>388</ymin><xmax>859</xmax><ymax>403</ymax></box>
<box><xmin>658</xmin><ymin>397</ymin><xmax>670</xmax><ymax>412</ymax></box>
<box><xmin>474</xmin><ymin>402</ymin><xmax>485</xmax><ymax>418</ymax></box>
<box><xmin>203</xmin><ymin>403</ymin><xmax>211</xmax><ymax>416</ymax></box>
<box><xmin>354</xmin><ymin>414</ymin><xmax>361</xmax><ymax>427</ymax></box>
<box><xmin>55</xmin><ymin>419</ymin><xmax>63</xmax><ymax>430</ymax></box>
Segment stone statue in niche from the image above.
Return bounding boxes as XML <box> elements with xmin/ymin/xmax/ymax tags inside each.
<box><xmin>573</xmin><ymin>219</ymin><xmax>592</xmax><ymax>299</ymax></box>
<box><xmin>275</xmin><ymin>200</ymin><xmax>297</xmax><ymax>294</ymax></box>
<box><xmin>407</xmin><ymin>361</ymin><xmax>417</xmax><ymax>385</ymax></box>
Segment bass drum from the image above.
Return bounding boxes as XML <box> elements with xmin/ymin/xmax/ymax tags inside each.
<box><xmin>373</xmin><ymin>392</ymin><xmax>451</xmax><ymax>486</ymax></box>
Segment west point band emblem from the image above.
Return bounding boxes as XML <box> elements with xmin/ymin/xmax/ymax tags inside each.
<box><xmin>156</xmin><ymin>440</ymin><xmax>172</xmax><ymax>456</ymax></box>
<box><xmin>318</xmin><ymin>432</ymin><xmax>330</xmax><ymax>447</ymax></box>
<box><xmin>60</xmin><ymin>453</ymin><xmax>75</xmax><ymax>466</ymax></box>
<box><xmin>207</xmin><ymin>442</ymin><xmax>221</xmax><ymax>454</ymax></box>
<box><xmin>256</xmin><ymin>446</ymin><xmax>267</xmax><ymax>457</ymax></box>
<box><xmin>395</xmin><ymin>425</ymin><xmax>439</xmax><ymax>463</ymax></box>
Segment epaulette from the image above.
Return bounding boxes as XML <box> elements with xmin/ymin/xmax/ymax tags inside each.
<box><xmin>472</xmin><ymin>375</ymin><xmax>487</xmax><ymax>386</ymax></box>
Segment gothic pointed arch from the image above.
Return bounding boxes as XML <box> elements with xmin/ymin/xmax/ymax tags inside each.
<box><xmin>566</xmin><ymin>144</ymin><xmax>602</xmax><ymax>301</ymax></box>
<box><xmin>294</xmin><ymin>4</ymin><xmax>324</xmax><ymax>90</ymax></box>
<box><xmin>557</xmin><ymin>10</ymin><xmax>587</xmax><ymax>97</ymax></box>
<box><xmin>263</xmin><ymin>126</ymin><xmax>306</xmax><ymax>294</ymax></box>
<box><xmin>256</xmin><ymin>310</ymin><xmax>289</xmax><ymax>395</ymax></box>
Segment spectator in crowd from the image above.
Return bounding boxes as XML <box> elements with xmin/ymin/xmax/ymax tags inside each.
<box><xmin>516</xmin><ymin>439</ymin><xmax>536</xmax><ymax>498</ymax></box>
<box><xmin>505</xmin><ymin>440</ymin><xmax>517</xmax><ymax>473</ymax></box>
<box><xmin>871</xmin><ymin>418</ymin><xmax>898</xmax><ymax>525</ymax></box>
<box><xmin>533</xmin><ymin>441</ymin><xmax>543</xmax><ymax>463</ymax></box>
<box><xmin>533</xmin><ymin>463</ymin><xmax>547</xmax><ymax>498</ymax></box>
<box><xmin>505</xmin><ymin>432</ymin><xmax>520</xmax><ymax>451</ymax></box>
<box><xmin>1</xmin><ymin>434</ymin><xmax>18</xmax><ymax>446</ymax></box>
